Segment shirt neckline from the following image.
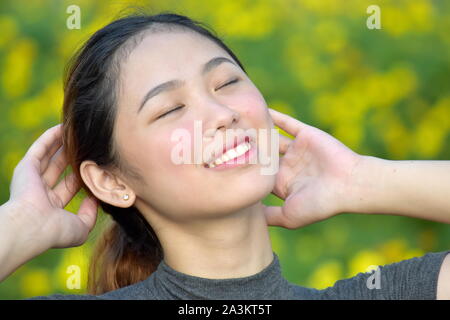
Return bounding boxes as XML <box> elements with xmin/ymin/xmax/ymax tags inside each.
<box><xmin>148</xmin><ymin>251</ymin><xmax>294</xmax><ymax>299</ymax></box>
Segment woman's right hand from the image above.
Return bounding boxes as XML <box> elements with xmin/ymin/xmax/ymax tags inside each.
<box><xmin>5</xmin><ymin>123</ymin><xmax>98</xmax><ymax>250</ymax></box>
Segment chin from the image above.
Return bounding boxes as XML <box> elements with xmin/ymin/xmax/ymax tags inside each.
<box><xmin>212</xmin><ymin>175</ymin><xmax>275</xmax><ymax>213</ymax></box>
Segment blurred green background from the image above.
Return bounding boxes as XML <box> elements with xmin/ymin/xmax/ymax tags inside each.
<box><xmin>0</xmin><ymin>0</ymin><xmax>449</xmax><ymax>299</ymax></box>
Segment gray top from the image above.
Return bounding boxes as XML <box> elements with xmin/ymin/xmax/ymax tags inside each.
<box><xmin>27</xmin><ymin>250</ymin><xmax>450</xmax><ymax>300</ymax></box>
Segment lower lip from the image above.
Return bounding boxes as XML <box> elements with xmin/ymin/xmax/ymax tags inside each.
<box><xmin>205</xmin><ymin>143</ymin><xmax>256</xmax><ymax>171</ymax></box>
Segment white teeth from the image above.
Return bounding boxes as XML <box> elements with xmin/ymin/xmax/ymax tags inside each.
<box><xmin>206</xmin><ymin>141</ymin><xmax>251</xmax><ymax>168</ymax></box>
<box><xmin>235</xmin><ymin>144</ymin><xmax>247</xmax><ymax>155</ymax></box>
<box><xmin>226</xmin><ymin>149</ymin><xmax>238</xmax><ymax>159</ymax></box>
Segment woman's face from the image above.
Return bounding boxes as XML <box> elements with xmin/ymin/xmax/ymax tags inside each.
<box><xmin>113</xmin><ymin>29</ymin><xmax>276</xmax><ymax>222</ymax></box>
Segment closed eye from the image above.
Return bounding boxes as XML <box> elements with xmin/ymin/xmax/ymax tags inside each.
<box><xmin>216</xmin><ymin>78</ymin><xmax>239</xmax><ymax>91</ymax></box>
<box><xmin>156</xmin><ymin>78</ymin><xmax>240</xmax><ymax>120</ymax></box>
<box><xmin>156</xmin><ymin>105</ymin><xmax>185</xmax><ymax>119</ymax></box>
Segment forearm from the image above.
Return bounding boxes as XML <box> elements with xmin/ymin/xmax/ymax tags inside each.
<box><xmin>345</xmin><ymin>155</ymin><xmax>450</xmax><ymax>224</ymax></box>
<box><xmin>0</xmin><ymin>201</ymin><xmax>48</xmax><ymax>281</ymax></box>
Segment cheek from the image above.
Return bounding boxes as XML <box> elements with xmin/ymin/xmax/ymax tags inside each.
<box><xmin>235</xmin><ymin>90</ymin><xmax>269</xmax><ymax>124</ymax></box>
<box><xmin>155</xmin><ymin>123</ymin><xmax>195</xmax><ymax>169</ymax></box>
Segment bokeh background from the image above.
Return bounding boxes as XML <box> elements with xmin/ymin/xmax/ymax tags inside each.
<box><xmin>0</xmin><ymin>0</ymin><xmax>449</xmax><ymax>299</ymax></box>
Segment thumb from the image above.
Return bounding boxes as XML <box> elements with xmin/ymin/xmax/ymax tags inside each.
<box><xmin>262</xmin><ymin>205</ymin><xmax>288</xmax><ymax>228</ymax></box>
<box><xmin>77</xmin><ymin>196</ymin><xmax>98</xmax><ymax>232</ymax></box>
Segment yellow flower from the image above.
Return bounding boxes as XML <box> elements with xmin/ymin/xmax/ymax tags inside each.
<box><xmin>372</xmin><ymin>109</ymin><xmax>411</xmax><ymax>159</ymax></box>
<box><xmin>412</xmin><ymin>96</ymin><xmax>450</xmax><ymax>157</ymax></box>
<box><xmin>383</xmin><ymin>4</ymin><xmax>410</xmax><ymax>37</ymax></box>
<box><xmin>2</xmin><ymin>38</ymin><xmax>37</xmax><ymax>98</ymax></box>
<box><xmin>308</xmin><ymin>260</ymin><xmax>343</xmax><ymax>289</ymax></box>
<box><xmin>379</xmin><ymin>238</ymin><xmax>407</xmax><ymax>263</ymax></box>
<box><xmin>432</xmin><ymin>97</ymin><xmax>450</xmax><ymax>129</ymax></box>
<box><xmin>383</xmin><ymin>0</ymin><xmax>435</xmax><ymax>36</ymax></box>
<box><xmin>8</xmin><ymin>80</ymin><xmax>63</xmax><ymax>130</ymax></box>
<box><xmin>0</xmin><ymin>15</ymin><xmax>18</xmax><ymax>49</ymax></box>
<box><xmin>1</xmin><ymin>150</ymin><xmax>23</xmax><ymax>178</ymax></box>
<box><xmin>314</xmin><ymin>20</ymin><xmax>347</xmax><ymax>54</ymax></box>
<box><xmin>20</xmin><ymin>269</ymin><xmax>52</xmax><ymax>297</ymax></box>
<box><xmin>402</xmin><ymin>248</ymin><xmax>426</xmax><ymax>260</ymax></box>
<box><xmin>386</xmin><ymin>121</ymin><xmax>411</xmax><ymax>159</ymax></box>
<box><xmin>407</xmin><ymin>0</ymin><xmax>434</xmax><ymax>33</ymax></box>
<box><xmin>9</xmin><ymin>98</ymin><xmax>43</xmax><ymax>130</ymax></box>
<box><xmin>54</xmin><ymin>244</ymin><xmax>92</xmax><ymax>292</ymax></box>
<box><xmin>313</xmin><ymin>93</ymin><xmax>336</xmax><ymax>126</ymax></box>
<box><xmin>210</xmin><ymin>0</ymin><xmax>278</xmax><ymax>39</ymax></box>
<box><xmin>367</xmin><ymin>66</ymin><xmax>417</xmax><ymax>109</ymax></box>
<box><xmin>347</xmin><ymin>249</ymin><xmax>385</xmax><ymax>278</ymax></box>
<box><xmin>332</xmin><ymin>119</ymin><xmax>363</xmax><ymax>150</ymax></box>
<box><xmin>300</xmin><ymin>0</ymin><xmax>362</xmax><ymax>16</ymax></box>
<box><xmin>414</xmin><ymin>117</ymin><xmax>447</xmax><ymax>157</ymax></box>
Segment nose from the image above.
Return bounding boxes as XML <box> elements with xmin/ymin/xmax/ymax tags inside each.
<box><xmin>198</xmin><ymin>103</ymin><xmax>241</xmax><ymax>166</ymax></box>
<box><xmin>204</xmin><ymin>103</ymin><xmax>240</xmax><ymax>137</ymax></box>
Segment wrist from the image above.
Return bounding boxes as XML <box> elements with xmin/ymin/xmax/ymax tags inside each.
<box><xmin>0</xmin><ymin>200</ymin><xmax>51</xmax><ymax>259</ymax></box>
<box><xmin>340</xmin><ymin>155</ymin><xmax>390</xmax><ymax>215</ymax></box>
<box><xmin>0</xmin><ymin>201</ymin><xmax>37</xmax><ymax>280</ymax></box>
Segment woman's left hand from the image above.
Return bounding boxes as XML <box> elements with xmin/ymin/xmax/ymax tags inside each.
<box><xmin>262</xmin><ymin>108</ymin><xmax>363</xmax><ymax>229</ymax></box>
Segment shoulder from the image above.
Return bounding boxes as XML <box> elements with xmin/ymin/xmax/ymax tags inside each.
<box><xmin>325</xmin><ymin>250</ymin><xmax>450</xmax><ymax>300</ymax></box>
<box><xmin>293</xmin><ymin>250</ymin><xmax>450</xmax><ymax>300</ymax></box>
<box><xmin>97</xmin><ymin>275</ymin><xmax>158</xmax><ymax>300</ymax></box>
<box><xmin>25</xmin><ymin>293</ymin><xmax>103</xmax><ymax>300</ymax></box>
<box><xmin>26</xmin><ymin>274</ymin><xmax>159</xmax><ymax>300</ymax></box>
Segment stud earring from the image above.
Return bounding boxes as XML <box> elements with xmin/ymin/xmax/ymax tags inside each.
<box><xmin>123</xmin><ymin>194</ymin><xmax>129</xmax><ymax>200</ymax></box>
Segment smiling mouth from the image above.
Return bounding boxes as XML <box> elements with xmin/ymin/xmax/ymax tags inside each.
<box><xmin>203</xmin><ymin>137</ymin><xmax>252</xmax><ymax>169</ymax></box>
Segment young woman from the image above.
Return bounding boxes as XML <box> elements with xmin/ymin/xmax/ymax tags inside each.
<box><xmin>0</xmin><ymin>12</ymin><xmax>449</xmax><ymax>300</ymax></box>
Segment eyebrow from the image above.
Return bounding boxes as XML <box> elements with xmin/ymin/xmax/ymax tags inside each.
<box><xmin>137</xmin><ymin>56</ymin><xmax>237</xmax><ymax>114</ymax></box>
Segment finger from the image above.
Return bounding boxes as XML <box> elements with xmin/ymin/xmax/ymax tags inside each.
<box><xmin>42</xmin><ymin>145</ymin><xmax>69</xmax><ymax>188</ymax></box>
<box><xmin>263</xmin><ymin>205</ymin><xmax>282</xmax><ymax>227</ymax></box>
<box><xmin>279</xmin><ymin>134</ymin><xmax>292</xmax><ymax>155</ymax></box>
<box><xmin>25</xmin><ymin>124</ymin><xmax>63</xmax><ymax>169</ymax></box>
<box><xmin>38</xmin><ymin>125</ymin><xmax>64</xmax><ymax>174</ymax></box>
<box><xmin>77</xmin><ymin>196</ymin><xmax>98</xmax><ymax>233</ymax></box>
<box><xmin>39</xmin><ymin>139</ymin><xmax>63</xmax><ymax>175</ymax></box>
<box><xmin>269</xmin><ymin>108</ymin><xmax>307</xmax><ymax>138</ymax></box>
<box><xmin>53</xmin><ymin>172</ymin><xmax>81</xmax><ymax>208</ymax></box>
<box><xmin>262</xmin><ymin>205</ymin><xmax>294</xmax><ymax>229</ymax></box>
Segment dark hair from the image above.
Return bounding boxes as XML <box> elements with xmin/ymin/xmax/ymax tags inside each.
<box><xmin>61</xmin><ymin>10</ymin><xmax>247</xmax><ymax>294</ymax></box>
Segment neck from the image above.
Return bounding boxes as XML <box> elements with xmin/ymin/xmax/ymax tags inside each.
<box><xmin>155</xmin><ymin>201</ymin><xmax>274</xmax><ymax>279</ymax></box>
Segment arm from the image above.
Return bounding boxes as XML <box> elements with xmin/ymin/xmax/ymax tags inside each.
<box><xmin>345</xmin><ymin>156</ymin><xmax>450</xmax><ymax>223</ymax></box>
<box><xmin>437</xmin><ymin>253</ymin><xmax>450</xmax><ymax>300</ymax></box>
<box><xmin>345</xmin><ymin>155</ymin><xmax>450</xmax><ymax>299</ymax></box>
<box><xmin>264</xmin><ymin>109</ymin><xmax>450</xmax><ymax>299</ymax></box>
<box><xmin>0</xmin><ymin>124</ymin><xmax>98</xmax><ymax>283</ymax></box>
<box><xmin>0</xmin><ymin>201</ymin><xmax>49</xmax><ymax>281</ymax></box>
<box><xmin>316</xmin><ymin>250</ymin><xmax>450</xmax><ymax>300</ymax></box>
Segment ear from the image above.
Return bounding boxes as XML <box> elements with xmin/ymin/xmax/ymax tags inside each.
<box><xmin>79</xmin><ymin>160</ymin><xmax>135</xmax><ymax>208</ymax></box>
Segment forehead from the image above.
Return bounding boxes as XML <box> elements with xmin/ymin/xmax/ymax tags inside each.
<box><xmin>121</xmin><ymin>30</ymin><xmax>229</xmax><ymax>83</ymax></box>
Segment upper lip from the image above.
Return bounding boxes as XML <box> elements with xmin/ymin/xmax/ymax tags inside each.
<box><xmin>203</xmin><ymin>135</ymin><xmax>251</xmax><ymax>166</ymax></box>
